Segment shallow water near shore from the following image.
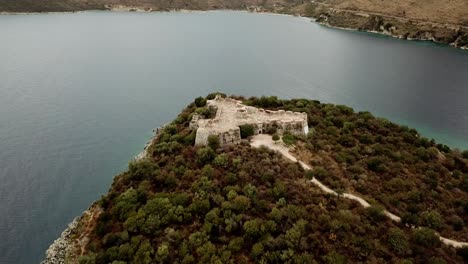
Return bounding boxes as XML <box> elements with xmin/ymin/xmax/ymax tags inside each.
<box><xmin>1</xmin><ymin>10</ymin><xmax>468</xmax><ymax>263</ymax></box>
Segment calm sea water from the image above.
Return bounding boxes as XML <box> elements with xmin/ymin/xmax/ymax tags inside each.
<box><xmin>0</xmin><ymin>11</ymin><xmax>467</xmax><ymax>263</ymax></box>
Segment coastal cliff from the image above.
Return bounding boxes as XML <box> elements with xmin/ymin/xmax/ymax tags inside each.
<box><xmin>42</xmin><ymin>94</ymin><xmax>468</xmax><ymax>263</ymax></box>
<box><xmin>302</xmin><ymin>4</ymin><xmax>468</xmax><ymax>50</ymax></box>
<box><xmin>1</xmin><ymin>0</ymin><xmax>467</xmax><ymax>50</ymax></box>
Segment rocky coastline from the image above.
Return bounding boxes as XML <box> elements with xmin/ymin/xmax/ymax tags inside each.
<box><xmin>41</xmin><ymin>126</ymin><xmax>163</xmax><ymax>263</ymax></box>
<box><xmin>316</xmin><ymin>20</ymin><xmax>468</xmax><ymax>50</ymax></box>
<box><xmin>1</xmin><ymin>4</ymin><xmax>467</xmax><ymax>50</ymax></box>
<box><xmin>40</xmin><ymin>203</ymin><xmax>97</xmax><ymax>264</ymax></box>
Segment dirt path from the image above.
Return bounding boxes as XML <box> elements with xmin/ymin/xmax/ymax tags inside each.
<box><xmin>250</xmin><ymin>134</ymin><xmax>468</xmax><ymax>248</ymax></box>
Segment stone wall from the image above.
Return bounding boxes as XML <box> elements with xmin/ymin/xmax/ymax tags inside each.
<box><xmin>192</xmin><ymin>96</ymin><xmax>308</xmax><ymax>146</ymax></box>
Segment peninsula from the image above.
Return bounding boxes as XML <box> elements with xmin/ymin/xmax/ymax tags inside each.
<box><xmin>1</xmin><ymin>0</ymin><xmax>467</xmax><ymax>49</ymax></box>
<box><xmin>43</xmin><ymin>94</ymin><xmax>468</xmax><ymax>263</ymax></box>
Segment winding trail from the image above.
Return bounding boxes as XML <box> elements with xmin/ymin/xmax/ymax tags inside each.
<box><xmin>250</xmin><ymin>134</ymin><xmax>468</xmax><ymax>248</ymax></box>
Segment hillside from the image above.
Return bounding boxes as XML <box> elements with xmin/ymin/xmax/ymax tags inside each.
<box><xmin>1</xmin><ymin>0</ymin><xmax>468</xmax><ymax>49</ymax></box>
<box><xmin>43</xmin><ymin>94</ymin><xmax>468</xmax><ymax>263</ymax></box>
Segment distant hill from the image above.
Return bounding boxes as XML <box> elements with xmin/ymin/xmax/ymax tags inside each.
<box><xmin>42</xmin><ymin>94</ymin><xmax>468</xmax><ymax>263</ymax></box>
<box><xmin>1</xmin><ymin>0</ymin><xmax>467</xmax><ymax>49</ymax></box>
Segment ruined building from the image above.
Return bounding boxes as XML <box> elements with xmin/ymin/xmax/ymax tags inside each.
<box><xmin>190</xmin><ymin>96</ymin><xmax>309</xmax><ymax>146</ymax></box>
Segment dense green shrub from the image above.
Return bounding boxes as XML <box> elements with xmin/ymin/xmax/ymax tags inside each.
<box><xmin>207</xmin><ymin>135</ymin><xmax>220</xmax><ymax>150</ymax></box>
<box><xmin>272</xmin><ymin>134</ymin><xmax>280</xmax><ymax>141</ymax></box>
<box><xmin>387</xmin><ymin>228</ymin><xmax>409</xmax><ymax>254</ymax></box>
<box><xmin>412</xmin><ymin>228</ymin><xmax>441</xmax><ymax>247</ymax></box>
<box><xmin>194</xmin><ymin>96</ymin><xmax>207</xmax><ymax>107</ymax></box>
<box><xmin>282</xmin><ymin>133</ymin><xmax>296</xmax><ymax>145</ymax></box>
<box><xmin>239</xmin><ymin>124</ymin><xmax>255</xmax><ymax>138</ymax></box>
<box><xmin>196</xmin><ymin>147</ymin><xmax>216</xmax><ymax>165</ymax></box>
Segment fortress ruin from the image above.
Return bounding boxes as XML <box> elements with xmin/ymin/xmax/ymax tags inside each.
<box><xmin>190</xmin><ymin>96</ymin><xmax>309</xmax><ymax>146</ymax></box>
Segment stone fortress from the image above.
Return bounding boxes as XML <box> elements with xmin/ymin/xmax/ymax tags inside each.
<box><xmin>190</xmin><ymin>95</ymin><xmax>309</xmax><ymax>146</ymax></box>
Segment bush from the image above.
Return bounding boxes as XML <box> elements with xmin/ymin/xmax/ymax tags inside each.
<box><xmin>387</xmin><ymin>228</ymin><xmax>409</xmax><ymax>254</ymax></box>
<box><xmin>282</xmin><ymin>133</ymin><xmax>296</xmax><ymax>145</ymax></box>
<box><xmin>412</xmin><ymin>227</ymin><xmax>441</xmax><ymax>247</ymax></box>
<box><xmin>194</xmin><ymin>96</ymin><xmax>207</xmax><ymax>107</ymax></box>
<box><xmin>311</xmin><ymin>166</ymin><xmax>328</xmax><ymax>179</ymax></box>
<box><xmin>214</xmin><ymin>153</ymin><xmax>229</xmax><ymax>168</ymax></box>
<box><xmin>197</xmin><ymin>147</ymin><xmax>216</xmax><ymax>165</ymax></box>
<box><xmin>206</xmin><ymin>93</ymin><xmax>226</xmax><ymax>100</ymax></box>
<box><xmin>239</xmin><ymin>124</ymin><xmax>255</xmax><ymax>138</ymax></box>
<box><xmin>228</xmin><ymin>237</ymin><xmax>244</xmax><ymax>252</ymax></box>
<box><xmin>195</xmin><ymin>107</ymin><xmax>216</xmax><ymax>118</ymax></box>
<box><xmin>366</xmin><ymin>205</ymin><xmax>386</xmax><ymax>222</ymax></box>
<box><xmin>207</xmin><ymin>135</ymin><xmax>220</xmax><ymax>150</ymax></box>
<box><xmin>272</xmin><ymin>134</ymin><xmax>280</xmax><ymax>141</ymax></box>
<box><xmin>366</xmin><ymin>157</ymin><xmax>386</xmax><ymax>172</ymax></box>
<box><xmin>420</xmin><ymin>210</ymin><xmax>442</xmax><ymax>230</ymax></box>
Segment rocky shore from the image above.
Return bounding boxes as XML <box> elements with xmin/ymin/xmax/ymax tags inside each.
<box><xmin>40</xmin><ymin>207</ymin><xmax>89</xmax><ymax>264</ymax></box>
<box><xmin>41</xmin><ymin>126</ymin><xmax>163</xmax><ymax>263</ymax></box>
<box><xmin>291</xmin><ymin>3</ymin><xmax>468</xmax><ymax>50</ymax></box>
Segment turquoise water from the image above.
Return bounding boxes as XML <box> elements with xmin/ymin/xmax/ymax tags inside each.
<box><xmin>0</xmin><ymin>11</ymin><xmax>467</xmax><ymax>263</ymax></box>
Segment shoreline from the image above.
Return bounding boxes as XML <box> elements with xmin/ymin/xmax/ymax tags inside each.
<box><xmin>1</xmin><ymin>8</ymin><xmax>466</xmax><ymax>50</ymax></box>
<box><xmin>318</xmin><ymin>21</ymin><xmax>468</xmax><ymax>51</ymax></box>
<box><xmin>41</xmin><ymin>202</ymin><xmax>100</xmax><ymax>264</ymax></box>
<box><xmin>41</xmin><ymin>125</ymin><xmax>163</xmax><ymax>263</ymax></box>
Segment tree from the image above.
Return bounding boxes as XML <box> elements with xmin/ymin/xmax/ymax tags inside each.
<box><xmin>128</xmin><ymin>160</ymin><xmax>157</xmax><ymax>181</ymax></box>
<box><xmin>134</xmin><ymin>240</ymin><xmax>154</xmax><ymax>264</ymax></box>
<box><xmin>156</xmin><ymin>243</ymin><xmax>169</xmax><ymax>262</ymax></box>
<box><xmin>251</xmin><ymin>242</ymin><xmax>264</xmax><ymax>258</ymax></box>
<box><xmin>228</xmin><ymin>237</ymin><xmax>244</xmax><ymax>252</ymax></box>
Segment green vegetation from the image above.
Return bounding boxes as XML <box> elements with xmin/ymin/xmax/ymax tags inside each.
<box><xmin>247</xmin><ymin>96</ymin><xmax>468</xmax><ymax>241</ymax></box>
<box><xmin>78</xmin><ymin>95</ymin><xmax>467</xmax><ymax>263</ymax></box>
<box><xmin>239</xmin><ymin>124</ymin><xmax>255</xmax><ymax>139</ymax></box>
<box><xmin>207</xmin><ymin>135</ymin><xmax>220</xmax><ymax>150</ymax></box>
<box><xmin>194</xmin><ymin>97</ymin><xmax>207</xmax><ymax>107</ymax></box>
<box><xmin>281</xmin><ymin>133</ymin><xmax>296</xmax><ymax>145</ymax></box>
